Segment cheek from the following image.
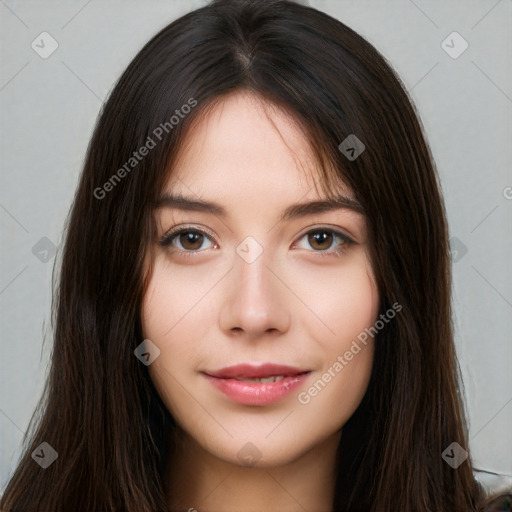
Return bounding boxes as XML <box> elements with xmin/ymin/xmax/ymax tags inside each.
<box><xmin>140</xmin><ymin>258</ymin><xmax>221</xmax><ymax>407</ymax></box>
<box><xmin>295</xmin><ymin>251</ymin><xmax>379</xmax><ymax>350</ymax></box>
<box><xmin>292</xmin><ymin>252</ymin><xmax>378</xmax><ymax>410</ymax></box>
<box><xmin>140</xmin><ymin>255</ymin><xmax>222</xmax><ymax>345</ymax></box>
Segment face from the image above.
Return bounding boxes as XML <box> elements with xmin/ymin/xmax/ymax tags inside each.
<box><xmin>141</xmin><ymin>91</ymin><xmax>379</xmax><ymax>468</ymax></box>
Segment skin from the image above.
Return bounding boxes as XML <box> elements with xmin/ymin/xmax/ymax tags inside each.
<box><xmin>140</xmin><ymin>91</ymin><xmax>380</xmax><ymax>512</ymax></box>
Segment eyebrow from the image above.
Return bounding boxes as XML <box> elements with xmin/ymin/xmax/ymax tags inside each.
<box><xmin>155</xmin><ymin>191</ymin><xmax>364</xmax><ymax>222</ymax></box>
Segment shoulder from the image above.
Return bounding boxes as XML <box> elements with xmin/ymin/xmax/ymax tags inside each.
<box><xmin>478</xmin><ymin>492</ymin><xmax>512</xmax><ymax>511</ymax></box>
<box><xmin>474</xmin><ymin>469</ymin><xmax>512</xmax><ymax>511</ymax></box>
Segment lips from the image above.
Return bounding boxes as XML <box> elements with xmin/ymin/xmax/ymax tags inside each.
<box><xmin>203</xmin><ymin>363</ymin><xmax>310</xmax><ymax>380</ymax></box>
<box><xmin>202</xmin><ymin>363</ymin><xmax>311</xmax><ymax>406</ymax></box>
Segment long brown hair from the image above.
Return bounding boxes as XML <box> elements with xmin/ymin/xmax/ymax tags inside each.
<box><xmin>1</xmin><ymin>1</ymin><xmax>490</xmax><ymax>510</ymax></box>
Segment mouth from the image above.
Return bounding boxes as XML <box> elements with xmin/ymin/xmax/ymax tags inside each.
<box><xmin>202</xmin><ymin>363</ymin><xmax>312</xmax><ymax>406</ymax></box>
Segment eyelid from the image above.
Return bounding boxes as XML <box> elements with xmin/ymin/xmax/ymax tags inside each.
<box><xmin>293</xmin><ymin>224</ymin><xmax>355</xmax><ymax>245</ymax></box>
<box><xmin>160</xmin><ymin>223</ymin><xmax>217</xmax><ymax>242</ymax></box>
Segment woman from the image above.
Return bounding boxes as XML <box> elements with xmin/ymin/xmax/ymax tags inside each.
<box><xmin>1</xmin><ymin>0</ymin><xmax>508</xmax><ymax>510</ymax></box>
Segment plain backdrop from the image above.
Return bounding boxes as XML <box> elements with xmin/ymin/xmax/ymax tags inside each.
<box><xmin>1</xmin><ymin>0</ymin><xmax>511</xmax><ymax>495</ymax></box>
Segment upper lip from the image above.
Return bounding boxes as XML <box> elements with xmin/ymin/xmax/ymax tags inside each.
<box><xmin>203</xmin><ymin>363</ymin><xmax>311</xmax><ymax>379</ymax></box>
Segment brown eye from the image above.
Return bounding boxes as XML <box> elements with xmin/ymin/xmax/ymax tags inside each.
<box><xmin>159</xmin><ymin>228</ymin><xmax>214</xmax><ymax>252</ymax></box>
<box><xmin>294</xmin><ymin>227</ymin><xmax>355</xmax><ymax>258</ymax></box>
<box><xmin>307</xmin><ymin>231</ymin><xmax>335</xmax><ymax>251</ymax></box>
<box><xmin>178</xmin><ymin>231</ymin><xmax>205</xmax><ymax>250</ymax></box>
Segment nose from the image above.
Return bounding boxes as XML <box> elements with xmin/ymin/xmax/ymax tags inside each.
<box><xmin>218</xmin><ymin>245</ymin><xmax>291</xmax><ymax>340</ymax></box>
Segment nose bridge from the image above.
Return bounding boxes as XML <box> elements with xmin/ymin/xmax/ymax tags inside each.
<box><xmin>219</xmin><ymin>236</ymin><xmax>291</xmax><ymax>337</ymax></box>
<box><xmin>238</xmin><ymin>248</ymin><xmax>271</xmax><ymax>306</ymax></box>
<box><xmin>235</xmin><ymin>234</ymin><xmax>273</xmax><ymax>296</ymax></box>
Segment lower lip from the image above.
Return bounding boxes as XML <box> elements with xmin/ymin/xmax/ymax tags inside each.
<box><xmin>203</xmin><ymin>373</ymin><xmax>310</xmax><ymax>406</ymax></box>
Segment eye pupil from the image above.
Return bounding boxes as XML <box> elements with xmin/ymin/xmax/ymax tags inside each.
<box><xmin>308</xmin><ymin>231</ymin><xmax>333</xmax><ymax>250</ymax></box>
<box><xmin>181</xmin><ymin>231</ymin><xmax>203</xmax><ymax>250</ymax></box>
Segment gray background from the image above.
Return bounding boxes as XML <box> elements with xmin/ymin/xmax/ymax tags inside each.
<box><xmin>1</xmin><ymin>0</ymin><xmax>511</xmax><ymax>494</ymax></box>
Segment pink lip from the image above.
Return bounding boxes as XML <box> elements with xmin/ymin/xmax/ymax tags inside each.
<box><xmin>205</xmin><ymin>363</ymin><xmax>310</xmax><ymax>379</ymax></box>
<box><xmin>202</xmin><ymin>363</ymin><xmax>311</xmax><ymax>406</ymax></box>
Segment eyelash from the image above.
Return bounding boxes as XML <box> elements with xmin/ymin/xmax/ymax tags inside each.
<box><xmin>158</xmin><ymin>225</ymin><xmax>355</xmax><ymax>259</ymax></box>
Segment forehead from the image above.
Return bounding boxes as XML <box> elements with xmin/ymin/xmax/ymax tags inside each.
<box><xmin>165</xmin><ymin>91</ymin><xmax>349</xmax><ymax>201</ymax></box>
